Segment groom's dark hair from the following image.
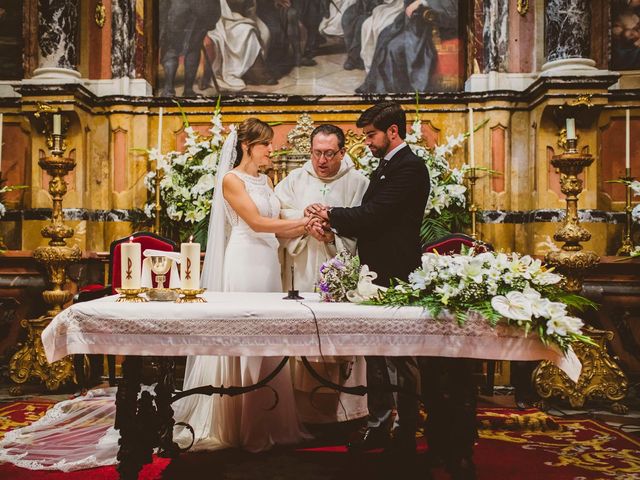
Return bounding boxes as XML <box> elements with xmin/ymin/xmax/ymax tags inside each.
<box><xmin>356</xmin><ymin>101</ymin><xmax>406</xmax><ymax>139</ymax></box>
<box><xmin>310</xmin><ymin>124</ymin><xmax>345</xmax><ymax>149</ymax></box>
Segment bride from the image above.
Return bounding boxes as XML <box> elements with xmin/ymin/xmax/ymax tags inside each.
<box><xmin>173</xmin><ymin>117</ymin><xmax>313</xmax><ymax>452</ymax></box>
<box><xmin>0</xmin><ymin>118</ymin><xmax>313</xmax><ymax>471</ymax></box>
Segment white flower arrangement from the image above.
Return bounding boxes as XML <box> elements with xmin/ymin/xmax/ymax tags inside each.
<box><xmin>0</xmin><ymin>184</ymin><xmax>28</xmax><ymax>219</ymax></box>
<box><xmin>630</xmin><ymin>180</ymin><xmax>640</xmax><ymax>223</ymax></box>
<box><xmin>356</xmin><ymin>117</ymin><xmax>474</xmax><ymax>243</ymax></box>
<box><xmin>143</xmin><ymin>107</ymin><xmax>226</xmax><ymax>240</ymax></box>
<box><xmin>370</xmin><ymin>247</ymin><xmax>595</xmax><ymax>352</ymax></box>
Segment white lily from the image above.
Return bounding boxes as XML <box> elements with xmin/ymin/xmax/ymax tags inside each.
<box><xmin>491</xmin><ymin>291</ymin><xmax>533</xmax><ymax>321</ymax></box>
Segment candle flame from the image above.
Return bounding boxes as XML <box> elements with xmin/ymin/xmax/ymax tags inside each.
<box><xmin>189</xmin><ymin>235</ymin><xmax>193</xmax><ymax>243</ymax></box>
<box><xmin>129</xmin><ymin>236</ymin><xmax>134</xmax><ymax>242</ymax></box>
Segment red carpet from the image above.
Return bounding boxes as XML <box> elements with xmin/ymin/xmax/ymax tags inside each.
<box><xmin>1</xmin><ymin>401</ymin><xmax>639</xmax><ymax>479</ymax></box>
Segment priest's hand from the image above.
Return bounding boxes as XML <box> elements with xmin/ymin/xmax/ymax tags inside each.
<box><xmin>305</xmin><ymin>216</ymin><xmax>334</xmax><ymax>243</ymax></box>
<box><xmin>304</xmin><ymin>203</ymin><xmax>329</xmax><ymax>221</ymax></box>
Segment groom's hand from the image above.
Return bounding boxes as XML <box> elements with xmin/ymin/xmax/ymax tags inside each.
<box><xmin>305</xmin><ymin>203</ymin><xmax>330</xmax><ymax>221</ymax></box>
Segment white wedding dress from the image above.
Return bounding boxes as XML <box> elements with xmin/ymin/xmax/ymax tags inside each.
<box><xmin>174</xmin><ymin>170</ymin><xmax>310</xmax><ymax>452</ymax></box>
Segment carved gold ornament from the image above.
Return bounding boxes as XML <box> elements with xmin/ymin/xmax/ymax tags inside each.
<box><xmin>533</xmin><ymin>327</ymin><xmax>629</xmax><ymax>414</ymax></box>
<box><xmin>517</xmin><ymin>0</ymin><xmax>529</xmax><ymax>16</ymax></box>
<box><xmin>287</xmin><ymin>113</ymin><xmax>314</xmax><ymax>156</ymax></box>
<box><xmin>95</xmin><ymin>1</ymin><xmax>106</xmax><ymax>28</ymax></box>
<box><xmin>9</xmin><ymin>317</ymin><xmax>74</xmax><ymax>394</ymax></box>
<box><xmin>345</xmin><ymin>129</ymin><xmax>366</xmax><ymax>169</ymax></box>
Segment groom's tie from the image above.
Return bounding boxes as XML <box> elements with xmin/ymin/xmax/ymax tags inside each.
<box><xmin>375</xmin><ymin>159</ymin><xmax>389</xmax><ymax>180</ymax></box>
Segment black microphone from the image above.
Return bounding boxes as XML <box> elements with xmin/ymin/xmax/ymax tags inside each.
<box><xmin>284</xmin><ymin>265</ymin><xmax>303</xmax><ymax>300</ymax></box>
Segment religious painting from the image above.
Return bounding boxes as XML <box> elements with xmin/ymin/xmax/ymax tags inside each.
<box><xmin>156</xmin><ymin>0</ymin><xmax>463</xmax><ymax>97</ymax></box>
<box><xmin>611</xmin><ymin>0</ymin><xmax>640</xmax><ymax>70</ymax></box>
<box><xmin>0</xmin><ymin>0</ymin><xmax>24</xmax><ymax>80</ymax></box>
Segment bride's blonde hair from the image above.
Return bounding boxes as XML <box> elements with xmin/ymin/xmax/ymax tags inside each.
<box><xmin>234</xmin><ymin>118</ymin><xmax>274</xmax><ymax>166</ymax></box>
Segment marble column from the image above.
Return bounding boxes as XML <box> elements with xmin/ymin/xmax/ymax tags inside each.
<box><xmin>33</xmin><ymin>0</ymin><xmax>81</xmax><ymax>79</ymax></box>
<box><xmin>111</xmin><ymin>0</ymin><xmax>136</xmax><ymax>79</ymax></box>
<box><xmin>482</xmin><ymin>0</ymin><xmax>509</xmax><ymax>74</ymax></box>
<box><xmin>542</xmin><ymin>0</ymin><xmax>595</xmax><ymax>72</ymax></box>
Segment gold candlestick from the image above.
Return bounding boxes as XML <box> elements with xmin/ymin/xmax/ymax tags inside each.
<box><xmin>616</xmin><ymin>168</ymin><xmax>635</xmax><ymax>256</ymax></box>
<box><xmin>544</xmin><ymin>138</ymin><xmax>599</xmax><ymax>293</ymax></box>
<box><xmin>465</xmin><ymin>167</ymin><xmax>480</xmax><ymax>240</ymax></box>
<box><xmin>10</xmin><ymin>106</ymin><xmax>79</xmax><ymax>393</ymax></box>
<box><xmin>534</xmin><ymin>135</ymin><xmax>628</xmax><ymax>414</ymax></box>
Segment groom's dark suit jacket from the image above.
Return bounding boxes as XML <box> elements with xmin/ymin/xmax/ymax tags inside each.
<box><xmin>328</xmin><ymin>145</ymin><xmax>430</xmax><ymax>286</ymax></box>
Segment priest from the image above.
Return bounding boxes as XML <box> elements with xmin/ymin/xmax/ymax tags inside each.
<box><xmin>275</xmin><ymin>124</ymin><xmax>369</xmax><ymax>293</ymax></box>
<box><xmin>274</xmin><ymin>124</ymin><xmax>369</xmax><ymax>424</ymax></box>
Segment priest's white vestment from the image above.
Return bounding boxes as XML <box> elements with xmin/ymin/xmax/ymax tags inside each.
<box><xmin>274</xmin><ymin>155</ymin><xmax>370</xmax><ymax>423</ymax></box>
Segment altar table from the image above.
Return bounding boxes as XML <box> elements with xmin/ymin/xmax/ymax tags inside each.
<box><xmin>42</xmin><ymin>292</ymin><xmax>581</xmax><ymax>479</ymax></box>
<box><xmin>43</xmin><ymin>292</ymin><xmax>579</xmax><ymax>376</ymax></box>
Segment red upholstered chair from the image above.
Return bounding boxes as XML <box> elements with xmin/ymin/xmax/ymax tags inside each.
<box><xmin>423</xmin><ymin>233</ymin><xmax>492</xmax><ymax>255</ymax></box>
<box><xmin>422</xmin><ymin>233</ymin><xmax>496</xmax><ymax>394</ymax></box>
<box><xmin>73</xmin><ymin>232</ymin><xmax>177</xmax><ymax>389</ymax></box>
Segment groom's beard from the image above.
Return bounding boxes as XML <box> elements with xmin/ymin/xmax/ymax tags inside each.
<box><xmin>370</xmin><ymin>136</ymin><xmax>391</xmax><ymax>159</ymax></box>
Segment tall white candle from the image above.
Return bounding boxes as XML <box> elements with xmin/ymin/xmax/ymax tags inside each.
<box><xmin>181</xmin><ymin>236</ymin><xmax>201</xmax><ymax>290</ymax></box>
<box><xmin>626</xmin><ymin>109</ymin><xmax>631</xmax><ymax>170</ymax></box>
<box><xmin>468</xmin><ymin>107</ymin><xmax>475</xmax><ymax>168</ymax></box>
<box><xmin>120</xmin><ymin>237</ymin><xmax>142</xmax><ymax>289</ymax></box>
<box><xmin>157</xmin><ymin>107</ymin><xmax>163</xmax><ymax>153</ymax></box>
<box><xmin>0</xmin><ymin>113</ymin><xmax>3</xmax><ymax>174</ymax></box>
<box><xmin>53</xmin><ymin>114</ymin><xmax>61</xmax><ymax>136</ymax></box>
<box><xmin>566</xmin><ymin>118</ymin><xmax>576</xmax><ymax>140</ymax></box>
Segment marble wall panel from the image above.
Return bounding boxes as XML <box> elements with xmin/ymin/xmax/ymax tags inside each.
<box><xmin>111</xmin><ymin>0</ymin><xmax>135</xmax><ymax>78</ymax></box>
<box><xmin>545</xmin><ymin>0</ymin><xmax>591</xmax><ymax>62</ymax></box>
<box><xmin>482</xmin><ymin>0</ymin><xmax>509</xmax><ymax>73</ymax></box>
<box><xmin>37</xmin><ymin>0</ymin><xmax>79</xmax><ymax>70</ymax></box>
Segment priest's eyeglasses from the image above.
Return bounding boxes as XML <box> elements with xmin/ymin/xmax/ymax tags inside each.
<box><xmin>311</xmin><ymin>149</ymin><xmax>341</xmax><ymax>160</ymax></box>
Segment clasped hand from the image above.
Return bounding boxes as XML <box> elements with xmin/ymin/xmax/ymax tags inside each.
<box><xmin>303</xmin><ymin>203</ymin><xmax>333</xmax><ymax>243</ymax></box>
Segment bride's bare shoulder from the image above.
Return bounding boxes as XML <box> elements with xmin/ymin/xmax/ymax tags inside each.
<box><xmin>222</xmin><ymin>170</ymin><xmax>244</xmax><ymax>191</ymax></box>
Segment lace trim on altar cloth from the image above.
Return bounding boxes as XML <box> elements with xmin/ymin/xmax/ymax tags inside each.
<box><xmin>56</xmin><ymin>307</ymin><xmax>514</xmax><ymax>339</ymax></box>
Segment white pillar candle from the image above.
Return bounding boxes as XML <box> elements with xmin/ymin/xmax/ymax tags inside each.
<box><xmin>181</xmin><ymin>236</ymin><xmax>201</xmax><ymax>290</ymax></box>
<box><xmin>53</xmin><ymin>114</ymin><xmax>61</xmax><ymax>135</ymax></box>
<box><xmin>120</xmin><ymin>237</ymin><xmax>141</xmax><ymax>289</ymax></box>
<box><xmin>626</xmin><ymin>109</ymin><xmax>631</xmax><ymax>170</ymax></box>
<box><xmin>157</xmin><ymin>107</ymin><xmax>163</xmax><ymax>153</ymax></box>
<box><xmin>468</xmin><ymin>107</ymin><xmax>475</xmax><ymax>168</ymax></box>
<box><xmin>566</xmin><ymin>118</ymin><xmax>576</xmax><ymax>140</ymax></box>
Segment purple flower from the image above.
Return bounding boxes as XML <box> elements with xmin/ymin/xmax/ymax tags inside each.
<box><xmin>319</xmin><ymin>282</ymin><xmax>329</xmax><ymax>293</ymax></box>
<box><xmin>332</xmin><ymin>258</ymin><xmax>345</xmax><ymax>269</ymax></box>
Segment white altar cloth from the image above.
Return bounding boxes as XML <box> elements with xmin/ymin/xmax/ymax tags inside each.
<box><xmin>42</xmin><ymin>292</ymin><xmax>581</xmax><ymax>381</ymax></box>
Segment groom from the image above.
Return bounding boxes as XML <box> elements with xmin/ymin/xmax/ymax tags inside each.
<box><xmin>306</xmin><ymin>101</ymin><xmax>430</xmax><ymax>454</ymax></box>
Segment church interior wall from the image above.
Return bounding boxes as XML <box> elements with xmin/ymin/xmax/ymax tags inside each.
<box><xmin>0</xmin><ymin>0</ymin><xmax>638</xmax><ymax>286</ymax></box>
